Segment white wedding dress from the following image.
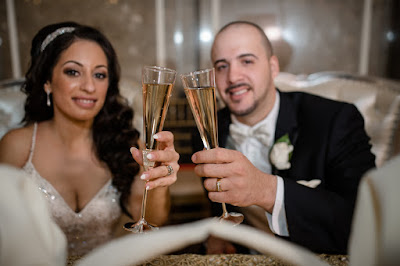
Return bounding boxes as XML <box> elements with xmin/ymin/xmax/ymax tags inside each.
<box><xmin>23</xmin><ymin>123</ymin><xmax>121</xmax><ymax>256</ymax></box>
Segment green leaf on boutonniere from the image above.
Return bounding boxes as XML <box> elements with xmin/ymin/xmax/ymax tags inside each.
<box><xmin>275</xmin><ymin>133</ymin><xmax>293</xmax><ymax>160</ymax></box>
<box><xmin>276</xmin><ymin>133</ymin><xmax>291</xmax><ymax>144</ymax></box>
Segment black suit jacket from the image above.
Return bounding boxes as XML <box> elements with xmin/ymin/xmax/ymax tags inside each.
<box><xmin>195</xmin><ymin>90</ymin><xmax>376</xmax><ymax>254</ymax></box>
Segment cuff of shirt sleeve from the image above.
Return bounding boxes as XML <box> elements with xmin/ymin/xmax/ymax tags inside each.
<box><xmin>266</xmin><ymin>175</ymin><xmax>289</xmax><ymax>236</ymax></box>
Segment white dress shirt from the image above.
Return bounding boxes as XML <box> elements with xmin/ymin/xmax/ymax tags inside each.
<box><xmin>225</xmin><ymin>92</ymin><xmax>289</xmax><ymax>236</ymax></box>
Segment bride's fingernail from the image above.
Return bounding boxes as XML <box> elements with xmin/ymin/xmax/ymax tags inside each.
<box><xmin>146</xmin><ymin>185</ymin><xmax>150</xmax><ymax>190</ymax></box>
<box><xmin>153</xmin><ymin>134</ymin><xmax>159</xmax><ymax>139</ymax></box>
<box><xmin>130</xmin><ymin>147</ymin><xmax>137</xmax><ymax>154</ymax></box>
<box><xmin>140</xmin><ymin>173</ymin><xmax>148</xmax><ymax>180</ymax></box>
<box><xmin>146</xmin><ymin>153</ymin><xmax>154</xmax><ymax>160</ymax></box>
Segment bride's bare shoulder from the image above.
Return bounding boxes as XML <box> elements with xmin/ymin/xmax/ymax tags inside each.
<box><xmin>0</xmin><ymin>125</ymin><xmax>34</xmax><ymax>167</ymax></box>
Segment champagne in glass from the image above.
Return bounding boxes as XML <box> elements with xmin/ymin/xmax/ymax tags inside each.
<box><xmin>184</xmin><ymin>86</ymin><xmax>217</xmax><ymax>150</ymax></box>
<box><xmin>143</xmin><ymin>83</ymin><xmax>174</xmax><ymax>151</ymax></box>
<box><xmin>181</xmin><ymin>68</ymin><xmax>244</xmax><ymax>225</ymax></box>
<box><xmin>124</xmin><ymin>66</ymin><xmax>176</xmax><ymax>233</ymax></box>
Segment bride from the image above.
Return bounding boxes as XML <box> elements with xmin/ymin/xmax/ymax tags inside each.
<box><xmin>0</xmin><ymin>21</ymin><xmax>179</xmax><ymax>256</ymax></box>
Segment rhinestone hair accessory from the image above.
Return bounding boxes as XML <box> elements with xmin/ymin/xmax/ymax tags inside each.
<box><xmin>40</xmin><ymin>27</ymin><xmax>76</xmax><ymax>52</ymax></box>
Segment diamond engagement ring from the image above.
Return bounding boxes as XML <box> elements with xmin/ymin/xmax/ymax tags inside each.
<box><xmin>216</xmin><ymin>179</ymin><xmax>222</xmax><ymax>192</ymax></box>
<box><xmin>166</xmin><ymin>165</ymin><xmax>174</xmax><ymax>176</ymax></box>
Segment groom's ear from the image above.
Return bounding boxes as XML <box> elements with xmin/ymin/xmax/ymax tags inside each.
<box><xmin>269</xmin><ymin>55</ymin><xmax>280</xmax><ymax>79</ymax></box>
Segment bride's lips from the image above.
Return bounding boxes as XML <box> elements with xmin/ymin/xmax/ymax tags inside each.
<box><xmin>72</xmin><ymin>97</ymin><xmax>97</xmax><ymax>108</ymax></box>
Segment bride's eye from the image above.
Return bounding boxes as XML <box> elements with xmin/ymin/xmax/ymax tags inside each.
<box><xmin>64</xmin><ymin>69</ymin><xmax>79</xmax><ymax>76</ymax></box>
<box><xmin>94</xmin><ymin>72</ymin><xmax>107</xmax><ymax>79</ymax></box>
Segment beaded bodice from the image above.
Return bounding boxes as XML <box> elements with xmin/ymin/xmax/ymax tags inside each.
<box><xmin>22</xmin><ymin>123</ymin><xmax>121</xmax><ymax>256</ymax></box>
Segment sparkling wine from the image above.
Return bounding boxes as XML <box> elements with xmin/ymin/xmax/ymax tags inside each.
<box><xmin>184</xmin><ymin>86</ymin><xmax>218</xmax><ymax>150</ymax></box>
<box><xmin>143</xmin><ymin>83</ymin><xmax>173</xmax><ymax>150</ymax></box>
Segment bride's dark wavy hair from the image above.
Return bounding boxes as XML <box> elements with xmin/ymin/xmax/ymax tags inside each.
<box><xmin>22</xmin><ymin>21</ymin><xmax>140</xmax><ymax>216</ymax></box>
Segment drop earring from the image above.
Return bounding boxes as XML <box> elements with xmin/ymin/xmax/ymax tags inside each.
<box><xmin>46</xmin><ymin>90</ymin><xmax>51</xmax><ymax>107</ymax></box>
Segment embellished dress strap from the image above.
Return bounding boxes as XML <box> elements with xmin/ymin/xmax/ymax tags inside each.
<box><xmin>27</xmin><ymin>122</ymin><xmax>38</xmax><ymax>163</ymax></box>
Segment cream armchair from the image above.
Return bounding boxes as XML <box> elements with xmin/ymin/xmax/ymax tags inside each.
<box><xmin>275</xmin><ymin>72</ymin><xmax>400</xmax><ymax>167</ymax></box>
<box><xmin>0</xmin><ymin>79</ymin><xmax>26</xmax><ymax>138</ymax></box>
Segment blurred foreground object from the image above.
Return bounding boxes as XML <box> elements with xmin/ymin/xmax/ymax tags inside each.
<box><xmin>349</xmin><ymin>155</ymin><xmax>400</xmax><ymax>265</ymax></box>
<box><xmin>77</xmin><ymin>218</ymin><xmax>328</xmax><ymax>266</ymax></box>
<box><xmin>0</xmin><ymin>164</ymin><xmax>67</xmax><ymax>266</ymax></box>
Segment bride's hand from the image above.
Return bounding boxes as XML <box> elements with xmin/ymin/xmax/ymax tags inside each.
<box><xmin>130</xmin><ymin>131</ymin><xmax>179</xmax><ymax>190</ymax></box>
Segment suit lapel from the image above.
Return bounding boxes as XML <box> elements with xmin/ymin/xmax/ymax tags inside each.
<box><xmin>272</xmin><ymin>90</ymin><xmax>299</xmax><ymax>175</ymax></box>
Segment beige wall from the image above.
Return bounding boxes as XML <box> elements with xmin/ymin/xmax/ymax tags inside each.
<box><xmin>0</xmin><ymin>0</ymin><xmax>393</xmax><ymax>91</ymax></box>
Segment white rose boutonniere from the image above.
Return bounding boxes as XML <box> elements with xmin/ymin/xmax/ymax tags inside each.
<box><xmin>270</xmin><ymin>133</ymin><xmax>294</xmax><ymax>170</ymax></box>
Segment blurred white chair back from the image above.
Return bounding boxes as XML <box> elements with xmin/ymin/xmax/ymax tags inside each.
<box><xmin>349</xmin><ymin>155</ymin><xmax>400</xmax><ymax>265</ymax></box>
<box><xmin>77</xmin><ymin>218</ymin><xmax>329</xmax><ymax>266</ymax></box>
<box><xmin>0</xmin><ymin>164</ymin><xmax>67</xmax><ymax>266</ymax></box>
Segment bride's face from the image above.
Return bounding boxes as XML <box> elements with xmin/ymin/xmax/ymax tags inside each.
<box><xmin>45</xmin><ymin>39</ymin><xmax>109</xmax><ymax>123</ymax></box>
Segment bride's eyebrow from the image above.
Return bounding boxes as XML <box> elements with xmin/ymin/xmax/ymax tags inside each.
<box><xmin>61</xmin><ymin>61</ymin><xmax>107</xmax><ymax>69</ymax></box>
<box><xmin>62</xmin><ymin>60</ymin><xmax>82</xmax><ymax>67</ymax></box>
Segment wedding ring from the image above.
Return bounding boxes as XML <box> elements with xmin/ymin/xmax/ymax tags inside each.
<box><xmin>216</xmin><ymin>179</ymin><xmax>222</xmax><ymax>192</ymax></box>
<box><xmin>166</xmin><ymin>165</ymin><xmax>174</xmax><ymax>176</ymax></box>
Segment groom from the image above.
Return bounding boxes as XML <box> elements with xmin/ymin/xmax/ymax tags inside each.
<box><xmin>191</xmin><ymin>21</ymin><xmax>376</xmax><ymax>254</ymax></box>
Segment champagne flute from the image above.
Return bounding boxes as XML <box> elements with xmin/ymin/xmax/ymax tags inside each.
<box><xmin>181</xmin><ymin>68</ymin><xmax>244</xmax><ymax>225</ymax></box>
<box><xmin>124</xmin><ymin>66</ymin><xmax>176</xmax><ymax>233</ymax></box>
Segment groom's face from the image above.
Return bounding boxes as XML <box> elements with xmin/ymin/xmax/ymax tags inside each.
<box><xmin>211</xmin><ymin>24</ymin><xmax>279</xmax><ymax>121</ymax></box>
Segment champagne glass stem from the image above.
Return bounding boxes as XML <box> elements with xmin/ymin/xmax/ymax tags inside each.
<box><xmin>221</xmin><ymin>202</ymin><xmax>228</xmax><ymax>216</ymax></box>
<box><xmin>140</xmin><ymin>149</ymin><xmax>155</xmax><ymax>221</ymax></box>
<box><xmin>140</xmin><ymin>182</ymin><xmax>149</xmax><ymax>220</ymax></box>
<box><xmin>123</xmin><ymin>150</ymin><xmax>156</xmax><ymax>233</ymax></box>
